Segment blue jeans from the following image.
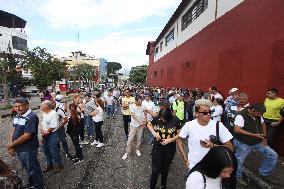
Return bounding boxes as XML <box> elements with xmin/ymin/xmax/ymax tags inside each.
<box><xmin>234</xmin><ymin>139</ymin><xmax>278</xmax><ymax>178</ymax></box>
<box><xmin>85</xmin><ymin>115</ymin><xmax>94</xmax><ymax>137</ymax></box>
<box><xmin>57</xmin><ymin>127</ymin><xmax>70</xmax><ymax>155</ymax></box>
<box><xmin>106</xmin><ymin>105</ymin><xmax>114</xmax><ymax>117</ymax></box>
<box><xmin>17</xmin><ymin>149</ymin><xmax>44</xmax><ymax>189</ymax></box>
<box><xmin>43</xmin><ymin>132</ymin><xmax>62</xmax><ymax>167</ymax></box>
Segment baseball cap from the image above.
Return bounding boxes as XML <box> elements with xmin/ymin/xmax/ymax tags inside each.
<box><xmin>55</xmin><ymin>94</ymin><xmax>64</xmax><ymax>101</ymax></box>
<box><xmin>230</xmin><ymin>88</ymin><xmax>238</xmax><ymax>93</ymax></box>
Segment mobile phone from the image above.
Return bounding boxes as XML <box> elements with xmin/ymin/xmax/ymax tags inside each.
<box><xmin>200</xmin><ymin>140</ymin><xmax>207</xmax><ymax>145</ymax></box>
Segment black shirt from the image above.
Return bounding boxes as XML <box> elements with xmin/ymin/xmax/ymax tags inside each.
<box><xmin>150</xmin><ymin>116</ymin><xmax>181</xmax><ymax>140</ymax></box>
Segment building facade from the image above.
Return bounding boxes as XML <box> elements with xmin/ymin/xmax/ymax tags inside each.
<box><xmin>0</xmin><ymin>10</ymin><xmax>27</xmax><ymax>56</ymax></box>
<box><xmin>146</xmin><ymin>0</ymin><xmax>284</xmax><ymax>102</ymax></box>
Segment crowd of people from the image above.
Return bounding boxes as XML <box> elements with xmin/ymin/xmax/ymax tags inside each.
<box><xmin>2</xmin><ymin>85</ymin><xmax>284</xmax><ymax>189</ymax></box>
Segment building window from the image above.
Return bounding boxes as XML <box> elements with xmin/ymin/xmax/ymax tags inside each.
<box><xmin>154</xmin><ymin>71</ymin><xmax>158</xmax><ymax>77</ymax></box>
<box><xmin>12</xmin><ymin>36</ymin><xmax>27</xmax><ymax>50</ymax></box>
<box><xmin>160</xmin><ymin>41</ymin><xmax>163</xmax><ymax>52</ymax></box>
<box><xmin>181</xmin><ymin>0</ymin><xmax>208</xmax><ymax>31</ymax></box>
<box><xmin>165</xmin><ymin>28</ymin><xmax>175</xmax><ymax>46</ymax></box>
<box><xmin>155</xmin><ymin>47</ymin><xmax>159</xmax><ymax>55</ymax></box>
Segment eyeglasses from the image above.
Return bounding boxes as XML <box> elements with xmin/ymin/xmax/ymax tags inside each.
<box><xmin>198</xmin><ymin>111</ymin><xmax>212</xmax><ymax>115</ymax></box>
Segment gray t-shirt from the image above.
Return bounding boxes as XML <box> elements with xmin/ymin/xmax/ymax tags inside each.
<box><xmin>85</xmin><ymin>99</ymin><xmax>97</xmax><ymax>116</ymax></box>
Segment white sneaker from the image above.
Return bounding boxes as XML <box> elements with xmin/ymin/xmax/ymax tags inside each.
<box><xmin>122</xmin><ymin>153</ymin><xmax>128</xmax><ymax>160</ymax></box>
<box><xmin>91</xmin><ymin>140</ymin><xmax>99</xmax><ymax>146</ymax></box>
<box><xmin>136</xmin><ymin>150</ymin><xmax>141</xmax><ymax>157</ymax></box>
<box><xmin>96</xmin><ymin>143</ymin><xmax>105</xmax><ymax>148</ymax></box>
<box><xmin>80</xmin><ymin>140</ymin><xmax>89</xmax><ymax>145</ymax></box>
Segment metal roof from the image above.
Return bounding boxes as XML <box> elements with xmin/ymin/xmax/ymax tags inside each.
<box><xmin>0</xmin><ymin>10</ymin><xmax>26</xmax><ymax>28</ymax></box>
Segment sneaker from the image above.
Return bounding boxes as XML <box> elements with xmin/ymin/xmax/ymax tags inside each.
<box><xmin>91</xmin><ymin>140</ymin><xmax>99</xmax><ymax>146</ymax></box>
<box><xmin>65</xmin><ymin>154</ymin><xmax>73</xmax><ymax>160</ymax></box>
<box><xmin>136</xmin><ymin>150</ymin><xmax>141</xmax><ymax>157</ymax></box>
<box><xmin>79</xmin><ymin>140</ymin><xmax>89</xmax><ymax>145</ymax></box>
<box><xmin>111</xmin><ymin>116</ymin><xmax>114</xmax><ymax>119</ymax></box>
<box><xmin>73</xmin><ymin>158</ymin><xmax>84</xmax><ymax>164</ymax></box>
<box><xmin>96</xmin><ymin>143</ymin><xmax>105</xmax><ymax>148</ymax></box>
<box><xmin>237</xmin><ymin>177</ymin><xmax>248</xmax><ymax>186</ymax></box>
<box><xmin>122</xmin><ymin>153</ymin><xmax>128</xmax><ymax>160</ymax></box>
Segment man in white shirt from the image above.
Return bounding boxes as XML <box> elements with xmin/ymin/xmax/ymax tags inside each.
<box><xmin>164</xmin><ymin>99</ymin><xmax>233</xmax><ymax>169</ymax></box>
<box><xmin>122</xmin><ymin>97</ymin><xmax>145</xmax><ymax>160</ymax></box>
<box><xmin>40</xmin><ymin>100</ymin><xmax>63</xmax><ymax>173</ymax></box>
<box><xmin>105</xmin><ymin>91</ymin><xmax>115</xmax><ymax>118</ymax></box>
<box><xmin>142</xmin><ymin>93</ymin><xmax>155</xmax><ymax>144</ymax></box>
<box><xmin>233</xmin><ymin>103</ymin><xmax>278</xmax><ymax>186</ymax></box>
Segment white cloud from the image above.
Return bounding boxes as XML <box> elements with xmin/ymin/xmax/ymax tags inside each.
<box><xmin>18</xmin><ymin>0</ymin><xmax>180</xmax><ymax>29</ymax></box>
<box><xmin>30</xmin><ymin>28</ymin><xmax>155</xmax><ymax>69</ymax></box>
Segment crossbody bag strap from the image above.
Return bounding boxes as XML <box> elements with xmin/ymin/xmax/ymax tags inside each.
<box><xmin>216</xmin><ymin>121</ymin><xmax>220</xmax><ymax>142</ymax></box>
<box><xmin>202</xmin><ymin>173</ymin><xmax>206</xmax><ymax>189</ymax></box>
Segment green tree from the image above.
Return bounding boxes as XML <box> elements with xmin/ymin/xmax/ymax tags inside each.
<box><xmin>0</xmin><ymin>47</ymin><xmax>22</xmax><ymax>101</ymax></box>
<box><xmin>23</xmin><ymin>47</ymin><xmax>67</xmax><ymax>91</ymax></box>
<box><xmin>106</xmin><ymin>62</ymin><xmax>122</xmax><ymax>84</ymax></box>
<box><xmin>106</xmin><ymin>62</ymin><xmax>122</xmax><ymax>75</ymax></box>
<box><xmin>128</xmin><ymin>65</ymin><xmax>147</xmax><ymax>84</ymax></box>
<box><xmin>69</xmin><ymin>63</ymin><xmax>96</xmax><ymax>87</ymax></box>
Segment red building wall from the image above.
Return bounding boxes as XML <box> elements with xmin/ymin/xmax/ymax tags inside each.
<box><xmin>147</xmin><ymin>0</ymin><xmax>284</xmax><ymax>103</ymax></box>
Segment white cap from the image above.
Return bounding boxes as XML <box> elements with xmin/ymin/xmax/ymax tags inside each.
<box><xmin>55</xmin><ymin>94</ymin><xmax>64</xmax><ymax>101</ymax></box>
<box><xmin>230</xmin><ymin>88</ymin><xmax>238</xmax><ymax>93</ymax></box>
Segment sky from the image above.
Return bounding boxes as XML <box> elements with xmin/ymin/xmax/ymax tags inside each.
<box><xmin>1</xmin><ymin>0</ymin><xmax>181</xmax><ymax>72</ymax></box>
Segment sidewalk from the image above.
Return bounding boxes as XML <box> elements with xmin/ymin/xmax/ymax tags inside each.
<box><xmin>0</xmin><ymin>96</ymin><xmax>42</xmax><ymax>118</ymax></box>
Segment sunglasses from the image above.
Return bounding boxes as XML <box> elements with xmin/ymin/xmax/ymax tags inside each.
<box><xmin>198</xmin><ymin>111</ymin><xmax>212</xmax><ymax>115</ymax></box>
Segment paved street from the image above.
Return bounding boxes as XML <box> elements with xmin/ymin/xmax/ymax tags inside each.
<box><xmin>0</xmin><ymin>109</ymin><xmax>187</xmax><ymax>189</ymax></box>
<box><xmin>1</xmin><ymin>98</ymin><xmax>284</xmax><ymax>189</ymax></box>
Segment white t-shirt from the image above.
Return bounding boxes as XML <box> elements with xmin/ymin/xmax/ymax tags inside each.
<box><xmin>234</xmin><ymin>114</ymin><xmax>264</xmax><ymax>127</ymax></box>
<box><xmin>179</xmin><ymin>119</ymin><xmax>233</xmax><ymax>169</ymax></box>
<box><xmin>142</xmin><ymin>100</ymin><xmax>155</xmax><ymax>121</ymax></box>
<box><xmin>186</xmin><ymin>171</ymin><xmax>222</xmax><ymax>189</ymax></box>
<box><xmin>130</xmin><ymin>104</ymin><xmax>144</xmax><ymax>128</ymax></box>
<box><xmin>42</xmin><ymin>110</ymin><xmax>58</xmax><ymax>132</ymax></box>
<box><xmin>210</xmin><ymin>105</ymin><xmax>223</xmax><ymax>121</ymax></box>
<box><xmin>213</xmin><ymin>93</ymin><xmax>223</xmax><ymax>100</ymax></box>
<box><xmin>54</xmin><ymin>107</ymin><xmax>67</xmax><ymax>131</ymax></box>
<box><xmin>92</xmin><ymin>107</ymin><xmax>104</xmax><ymax>122</ymax></box>
<box><xmin>105</xmin><ymin>95</ymin><xmax>115</xmax><ymax>105</ymax></box>
<box><xmin>169</xmin><ymin>96</ymin><xmax>177</xmax><ymax>104</ymax></box>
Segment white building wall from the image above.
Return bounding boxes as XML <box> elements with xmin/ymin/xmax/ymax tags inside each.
<box><xmin>154</xmin><ymin>0</ymin><xmax>244</xmax><ymax>62</ymax></box>
<box><xmin>217</xmin><ymin>0</ymin><xmax>244</xmax><ymax>18</ymax></box>
<box><xmin>0</xmin><ymin>26</ymin><xmax>27</xmax><ymax>55</ymax></box>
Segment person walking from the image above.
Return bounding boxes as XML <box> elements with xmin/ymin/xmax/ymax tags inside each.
<box><xmin>40</xmin><ymin>100</ymin><xmax>63</xmax><ymax>174</ymax></box>
<box><xmin>233</xmin><ymin>103</ymin><xmax>278</xmax><ymax>186</ymax></box>
<box><xmin>147</xmin><ymin>108</ymin><xmax>182</xmax><ymax>189</ymax></box>
<box><xmin>122</xmin><ymin>89</ymin><xmax>135</xmax><ymax>140</ymax></box>
<box><xmin>122</xmin><ymin>96</ymin><xmax>145</xmax><ymax>160</ymax></box>
<box><xmin>7</xmin><ymin>98</ymin><xmax>44</xmax><ymax>189</ymax></box>
<box><xmin>82</xmin><ymin>93</ymin><xmax>96</xmax><ymax>143</ymax></box>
